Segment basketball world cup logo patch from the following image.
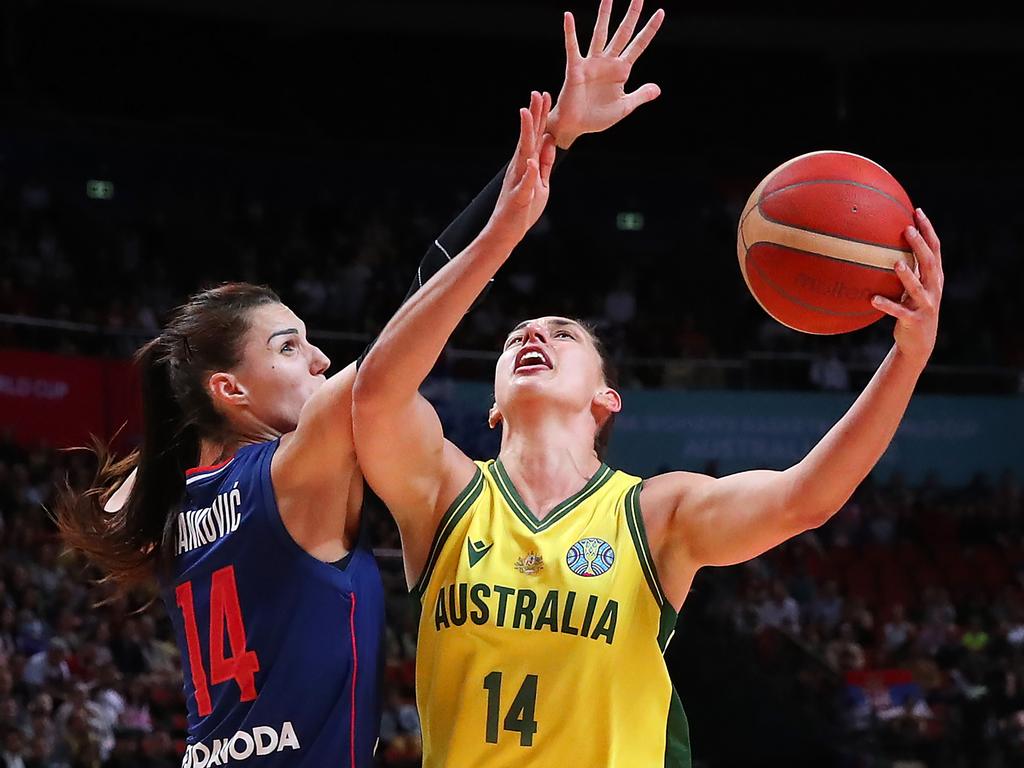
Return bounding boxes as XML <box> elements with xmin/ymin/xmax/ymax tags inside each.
<box><xmin>566</xmin><ymin>537</ymin><xmax>615</xmax><ymax>577</ymax></box>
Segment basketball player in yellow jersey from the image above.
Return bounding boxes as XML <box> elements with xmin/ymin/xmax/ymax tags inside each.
<box><xmin>354</xmin><ymin>6</ymin><xmax>944</xmax><ymax>768</ymax></box>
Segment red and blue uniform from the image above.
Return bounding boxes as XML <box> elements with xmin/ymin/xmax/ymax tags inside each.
<box><xmin>161</xmin><ymin>440</ymin><xmax>384</xmax><ymax>768</ymax></box>
<box><xmin>157</xmin><ymin>149</ymin><xmax>561</xmax><ymax>767</ymax></box>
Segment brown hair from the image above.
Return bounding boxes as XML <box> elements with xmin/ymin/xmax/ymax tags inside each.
<box><xmin>575</xmin><ymin>320</ymin><xmax>619</xmax><ymax>460</ymax></box>
<box><xmin>56</xmin><ymin>283</ymin><xmax>280</xmax><ymax>589</ymax></box>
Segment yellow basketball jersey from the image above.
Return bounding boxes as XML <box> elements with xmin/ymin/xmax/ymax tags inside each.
<box><xmin>414</xmin><ymin>459</ymin><xmax>691</xmax><ymax>767</ymax></box>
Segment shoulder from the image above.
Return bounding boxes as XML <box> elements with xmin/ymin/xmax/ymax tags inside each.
<box><xmin>639</xmin><ymin>470</ymin><xmax>716</xmax><ymax>518</ymax></box>
<box><xmin>635</xmin><ymin>470</ymin><xmax>717</xmax><ymax>560</ymax></box>
<box><xmin>272</xmin><ymin>361</ymin><xmax>359</xmax><ymax>492</ymax></box>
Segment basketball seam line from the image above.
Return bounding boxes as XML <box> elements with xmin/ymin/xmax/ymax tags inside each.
<box><xmin>757</xmin><ymin>180</ymin><xmax>915</xmax><ymax>252</ymax></box>
<box><xmin>746</xmin><ymin>241</ymin><xmax>897</xmax><ymax>273</ymax></box>
<box><xmin>747</xmin><ymin>254</ymin><xmax>885</xmax><ymax>320</ymax></box>
<box><xmin>762</xmin><ymin>178</ymin><xmax>914</xmax><ymax>218</ymax></box>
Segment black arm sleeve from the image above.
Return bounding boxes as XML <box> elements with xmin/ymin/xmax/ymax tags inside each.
<box><xmin>358</xmin><ymin>148</ymin><xmax>568</xmax><ymax>367</ymax></box>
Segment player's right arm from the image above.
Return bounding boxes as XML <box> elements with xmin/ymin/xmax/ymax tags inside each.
<box><xmin>353</xmin><ymin>98</ymin><xmax>556</xmax><ymax>584</ymax></box>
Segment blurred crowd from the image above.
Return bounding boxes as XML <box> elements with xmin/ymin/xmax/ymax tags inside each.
<box><xmin>0</xmin><ymin>430</ymin><xmax>426</xmax><ymax>768</ymax></box>
<box><xmin>710</xmin><ymin>467</ymin><xmax>1024</xmax><ymax>766</ymax></box>
<box><xmin>2</xmin><ymin>148</ymin><xmax>1022</xmax><ymax>392</ymax></box>
<box><xmin>0</xmin><ymin>433</ymin><xmax>183</xmax><ymax>767</ymax></box>
<box><xmin>3</xmin><ymin>424</ymin><xmax>1024</xmax><ymax>765</ymax></box>
<box><xmin>2</xmin><ymin>134</ymin><xmax>1024</xmax><ymax>767</ymax></box>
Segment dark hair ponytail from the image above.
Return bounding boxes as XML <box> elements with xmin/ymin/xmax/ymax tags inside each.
<box><xmin>57</xmin><ymin>283</ymin><xmax>280</xmax><ymax>589</ymax></box>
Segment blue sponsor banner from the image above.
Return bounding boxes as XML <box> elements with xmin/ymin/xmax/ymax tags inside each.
<box><xmin>433</xmin><ymin>381</ymin><xmax>1024</xmax><ymax>484</ymax></box>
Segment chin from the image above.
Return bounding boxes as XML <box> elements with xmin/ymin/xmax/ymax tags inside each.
<box><xmin>506</xmin><ymin>375</ymin><xmax>551</xmax><ymax>396</ymax></box>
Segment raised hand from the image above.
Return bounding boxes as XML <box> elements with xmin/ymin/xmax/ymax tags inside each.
<box><xmin>548</xmin><ymin>0</ymin><xmax>665</xmax><ymax>149</ymax></box>
<box><xmin>487</xmin><ymin>91</ymin><xmax>557</xmax><ymax>245</ymax></box>
<box><xmin>872</xmin><ymin>209</ymin><xmax>944</xmax><ymax>368</ymax></box>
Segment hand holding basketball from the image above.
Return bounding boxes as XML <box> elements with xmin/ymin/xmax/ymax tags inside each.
<box><xmin>873</xmin><ymin>209</ymin><xmax>943</xmax><ymax>367</ymax></box>
<box><xmin>547</xmin><ymin>0</ymin><xmax>665</xmax><ymax>149</ymax></box>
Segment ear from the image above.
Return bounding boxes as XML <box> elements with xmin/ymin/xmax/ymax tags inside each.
<box><xmin>208</xmin><ymin>372</ymin><xmax>249</xmax><ymax>409</ymax></box>
<box><xmin>487</xmin><ymin>403</ymin><xmax>503</xmax><ymax>429</ymax></box>
<box><xmin>592</xmin><ymin>387</ymin><xmax>622</xmax><ymax>424</ymax></box>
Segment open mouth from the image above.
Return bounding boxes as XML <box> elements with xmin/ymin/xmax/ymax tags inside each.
<box><xmin>514</xmin><ymin>345</ymin><xmax>552</xmax><ymax>373</ymax></box>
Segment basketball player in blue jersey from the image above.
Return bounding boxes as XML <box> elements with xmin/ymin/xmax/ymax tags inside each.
<box><xmin>55</xmin><ymin>3</ymin><xmax>666</xmax><ymax>765</ymax></box>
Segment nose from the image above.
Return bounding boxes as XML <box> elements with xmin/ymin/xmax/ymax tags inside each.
<box><xmin>311</xmin><ymin>346</ymin><xmax>330</xmax><ymax>376</ymax></box>
<box><xmin>522</xmin><ymin>321</ymin><xmax>548</xmax><ymax>345</ymax></box>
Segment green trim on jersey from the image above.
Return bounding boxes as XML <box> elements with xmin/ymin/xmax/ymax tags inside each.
<box><xmin>624</xmin><ymin>485</ymin><xmax>690</xmax><ymax>766</ymax></box>
<box><xmin>490</xmin><ymin>459</ymin><xmax>614</xmax><ymax>533</ymax></box>
<box><xmin>413</xmin><ymin>467</ymin><xmax>484</xmax><ymax>598</ymax></box>
<box><xmin>665</xmin><ymin>688</ymin><xmax>692</xmax><ymax>768</ymax></box>
<box><xmin>625</xmin><ymin>483</ymin><xmax>669</xmax><ymax>608</ymax></box>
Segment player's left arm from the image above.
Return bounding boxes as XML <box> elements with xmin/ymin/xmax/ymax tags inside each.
<box><xmin>647</xmin><ymin>209</ymin><xmax>943</xmax><ymax>579</ymax></box>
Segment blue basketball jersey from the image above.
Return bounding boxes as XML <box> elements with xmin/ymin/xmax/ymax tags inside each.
<box><xmin>160</xmin><ymin>439</ymin><xmax>384</xmax><ymax>768</ymax></box>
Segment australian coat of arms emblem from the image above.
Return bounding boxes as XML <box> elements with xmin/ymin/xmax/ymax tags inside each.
<box><xmin>514</xmin><ymin>551</ymin><xmax>544</xmax><ymax>575</ymax></box>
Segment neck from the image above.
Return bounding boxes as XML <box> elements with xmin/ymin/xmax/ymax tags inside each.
<box><xmin>198</xmin><ymin>427</ymin><xmax>277</xmax><ymax>467</ymax></box>
<box><xmin>497</xmin><ymin>407</ymin><xmax>602</xmax><ymax>518</ymax></box>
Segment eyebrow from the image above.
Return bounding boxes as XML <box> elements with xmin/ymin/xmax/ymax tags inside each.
<box><xmin>267</xmin><ymin>328</ymin><xmax>299</xmax><ymax>344</ymax></box>
<box><xmin>508</xmin><ymin>318</ymin><xmax>580</xmax><ymax>336</ymax></box>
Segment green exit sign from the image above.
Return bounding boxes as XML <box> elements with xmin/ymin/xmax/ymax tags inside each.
<box><xmin>616</xmin><ymin>211</ymin><xmax>644</xmax><ymax>231</ymax></box>
<box><xmin>86</xmin><ymin>180</ymin><xmax>114</xmax><ymax>200</ymax></box>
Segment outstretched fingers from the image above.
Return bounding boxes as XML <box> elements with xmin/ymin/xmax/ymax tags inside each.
<box><xmin>622</xmin><ymin>7</ymin><xmax>664</xmax><ymax>64</ymax></box>
<box><xmin>539</xmin><ymin>134</ymin><xmax>557</xmax><ymax>187</ymax></box>
<box><xmin>605</xmin><ymin>0</ymin><xmax>644</xmax><ymax>57</ymax></box>
<box><xmin>588</xmin><ymin>0</ymin><xmax>614</xmax><ymax>55</ymax></box>
<box><xmin>513</xmin><ymin>158</ymin><xmax>542</xmax><ymax>207</ymax></box>
<box><xmin>512</xmin><ymin>105</ymin><xmax>535</xmax><ymax>182</ymax></box>
<box><xmin>510</xmin><ymin>92</ymin><xmax>551</xmax><ymax>201</ymax></box>
<box><xmin>564</xmin><ymin>12</ymin><xmax>582</xmax><ymax>65</ymax></box>
<box><xmin>532</xmin><ymin>92</ymin><xmax>552</xmax><ymax>148</ymax></box>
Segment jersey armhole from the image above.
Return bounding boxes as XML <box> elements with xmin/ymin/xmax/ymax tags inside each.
<box><xmin>625</xmin><ymin>482</ymin><xmax>679</xmax><ymax>648</ymax></box>
<box><xmin>255</xmin><ymin>438</ymin><xmax>303</xmax><ymax>557</ymax></box>
<box><xmin>255</xmin><ymin>439</ymin><xmax>358</xmax><ymax>585</ymax></box>
<box><xmin>411</xmin><ymin>466</ymin><xmax>485</xmax><ymax>599</ymax></box>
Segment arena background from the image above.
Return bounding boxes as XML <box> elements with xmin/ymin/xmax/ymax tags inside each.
<box><xmin>1</xmin><ymin>1</ymin><xmax>1023</xmax><ymax>766</ymax></box>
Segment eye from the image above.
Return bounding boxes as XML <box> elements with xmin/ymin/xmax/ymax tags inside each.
<box><xmin>280</xmin><ymin>341</ymin><xmax>296</xmax><ymax>353</ymax></box>
<box><xmin>505</xmin><ymin>335</ymin><xmax>524</xmax><ymax>349</ymax></box>
<box><xmin>555</xmin><ymin>330</ymin><xmax>575</xmax><ymax>340</ymax></box>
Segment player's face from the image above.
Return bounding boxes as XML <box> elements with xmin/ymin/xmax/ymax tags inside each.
<box><xmin>230</xmin><ymin>303</ymin><xmax>330</xmax><ymax>433</ymax></box>
<box><xmin>494</xmin><ymin>316</ymin><xmax>607</xmax><ymax>417</ymax></box>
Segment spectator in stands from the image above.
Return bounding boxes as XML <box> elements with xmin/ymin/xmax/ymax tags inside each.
<box><xmin>141</xmin><ymin>730</ymin><xmax>178</xmax><ymax>768</ymax></box>
<box><xmin>809</xmin><ymin>345</ymin><xmax>850</xmax><ymax>391</ymax></box>
<box><xmin>962</xmin><ymin>615</ymin><xmax>991</xmax><ymax>654</ymax></box>
<box><xmin>810</xmin><ymin>580</ymin><xmax>845</xmax><ymax>637</ymax></box>
<box><xmin>881</xmin><ymin>603</ymin><xmax>916</xmax><ymax>663</ymax></box>
<box><xmin>1</xmin><ymin>727</ymin><xmax>26</xmax><ymax>768</ymax></box>
<box><xmin>20</xmin><ymin>638</ymin><xmax>69</xmax><ymax>696</ymax></box>
<box><xmin>759</xmin><ymin>579</ymin><xmax>801</xmax><ymax>634</ymax></box>
<box><xmin>379</xmin><ymin>687</ymin><xmax>423</xmax><ymax>768</ymax></box>
<box><xmin>22</xmin><ymin>695</ymin><xmax>54</xmax><ymax>760</ymax></box>
<box><xmin>826</xmin><ymin>622</ymin><xmax>867</xmax><ymax>672</ymax></box>
<box><xmin>119</xmin><ymin>679</ymin><xmax>153</xmax><ymax>734</ymax></box>
<box><xmin>102</xmin><ymin>731</ymin><xmax>141</xmax><ymax>768</ymax></box>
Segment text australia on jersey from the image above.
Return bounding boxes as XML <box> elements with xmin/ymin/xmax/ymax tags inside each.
<box><xmin>432</xmin><ymin>581</ymin><xmax>619</xmax><ymax>644</ymax></box>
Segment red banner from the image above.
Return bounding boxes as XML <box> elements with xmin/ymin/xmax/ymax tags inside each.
<box><xmin>0</xmin><ymin>349</ymin><xmax>141</xmax><ymax>449</ymax></box>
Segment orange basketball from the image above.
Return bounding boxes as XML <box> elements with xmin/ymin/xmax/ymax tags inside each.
<box><xmin>736</xmin><ymin>151</ymin><xmax>916</xmax><ymax>335</ymax></box>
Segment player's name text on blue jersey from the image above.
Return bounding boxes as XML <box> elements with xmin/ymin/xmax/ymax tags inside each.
<box><xmin>432</xmin><ymin>582</ymin><xmax>618</xmax><ymax>644</ymax></box>
<box><xmin>177</xmin><ymin>482</ymin><xmax>243</xmax><ymax>555</ymax></box>
<box><xmin>181</xmin><ymin>720</ymin><xmax>300</xmax><ymax>768</ymax></box>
